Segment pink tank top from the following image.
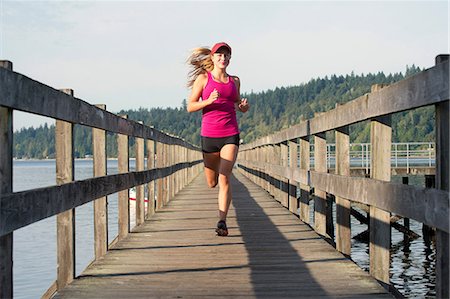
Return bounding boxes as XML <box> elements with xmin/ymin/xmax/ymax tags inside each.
<box><xmin>201</xmin><ymin>72</ymin><xmax>240</xmax><ymax>137</ymax></box>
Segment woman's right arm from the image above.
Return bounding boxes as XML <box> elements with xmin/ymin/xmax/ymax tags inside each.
<box><xmin>187</xmin><ymin>74</ymin><xmax>218</xmax><ymax>113</ymax></box>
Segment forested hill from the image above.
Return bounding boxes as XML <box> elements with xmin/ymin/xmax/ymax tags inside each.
<box><xmin>14</xmin><ymin>65</ymin><xmax>434</xmax><ymax>159</ymax></box>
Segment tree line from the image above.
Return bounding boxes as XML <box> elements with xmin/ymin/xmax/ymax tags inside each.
<box><xmin>14</xmin><ymin>65</ymin><xmax>433</xmax><ymax>159</ymax></box>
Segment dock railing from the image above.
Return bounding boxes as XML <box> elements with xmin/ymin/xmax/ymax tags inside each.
<box><xmin>0</xmin><ymin>61</ymin><xmax>203</xmax><ymax>298</ymax></box>
<box><xmin>237</xmin><ymin>55</ymin><xmax>449</xmax><ymax>297</ymax></box>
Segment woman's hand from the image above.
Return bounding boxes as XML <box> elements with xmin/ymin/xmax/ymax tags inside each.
<box><xmin>207</xmin><ymin>89</ymin><xmax>220</xmax><ymax>104</ymax></box>
<box><xmin>238</xmin><ymin>98</ymin><xmax>249</xmax><ymax>113</ymax></box>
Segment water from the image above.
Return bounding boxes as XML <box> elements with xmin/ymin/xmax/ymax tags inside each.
<box><xmin>12</xmin><ymin>159</ymin><xmax>137</xmax><ymax>299</ymax></box>
<box><xmin>306</xmin><ymin>174</ymin><xmax>436</xmax><ymax>298</ymax></box>
<box><xmin>12</xmin><ymin>161</ymin><xmax>436</xmax><ymax>298</ymax></box>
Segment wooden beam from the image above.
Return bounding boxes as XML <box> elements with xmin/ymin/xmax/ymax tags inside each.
<box><xmin>0</xmin><ymin>161</ymin><xmax>202</xmax><ymax>237</ymax></box>
<box><xmin>314</xmin><ymin>132</ymin><xmax>327</xmax><ymax>236</ymax></box>
<box><xmin>288</xmin><ymin>140</ymin><xmax>298</xmax><ymax>215</ymax></box>
<box><xmin>435</xmin><ymin>52</ymin><xmax>449</xmax><ymax>299</ymax></box>
<box><xmin>299</xmin><ymin>137</ymin><xmax>310</xmax><ymax>223</ymax></box>
<box><xmin>0</xmin><ymin>60</ymin><xmax>13</xmax><ymax>299</ymax></box>
<box><xmin>117</xmin><ymin>115</ymin><xmax>129</xmax><ymax>240</ymax></box>
<box><xmin>55</xmin><ymin>89</ymin><xmax>75</xmax><ymax>291</ymax></box>
<box><xmin>135</xmin><ymin>123</ymin><xmax>145</xmax><ymax>226</ymax></box>
<box><xmin>93</xmin><ymin>104</ymin><xmax>108</xmax><ymax>260</ymax></box>
<box><xmin>146</xmin><ymin>139</ymin><xmax>155</xmax><ymax>219</ymax></box>
<box><xmin>335</xmin><ymin>126</ymin><xmax>351</xmax><ymax>256</ymax></box>
<box><xmin>369</xmin><ymin>111</ymin><xmax>392</xmax><ymax>285</ymax></box>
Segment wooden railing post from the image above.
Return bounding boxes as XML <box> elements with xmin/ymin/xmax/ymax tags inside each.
<box><xmin>0</xmin><ymin>60</ymin><xmax>13</xmax><ymax>299</ymax></box>
<box><xmin>280</xmin><ymin>142</ymin><xmax>289</xmax><ymax>208</ymax></box>
<box><xmin>435</xmin><ymin>54</ymin><xmax>449</xmax><ymax>299</ymax></box>
<box><xmin>369</xmin><ymin>84</ymin><xmax>392</xmax><ymax>286</ymax></box>
<box><xmin>163</xmin><ymin>143</ymin><xmax>169</xmax><ymax>205</ymax></box>
<box><xmin>156</xmin><ymin>142</ymin><xmax>164</xmax><ymax>210</ymax></box>
<box><xmin>56</xmin><ymin>88</ymin><xmax>75</xmax><ymax>291</ymax></box>
<box><xmin>289</xmin><ymin>140</ymin><xmax>298</xmax><ymax>214</ymax></box>
<box><xmin>299</xmin><ymin>136</ymin><xmax>310</xmax><ymax>223</ymax></box>
<box><xmin>146</xmin><ymin>139</ymin><xmax>155</xmax><ymax>219</ymax></box>
<box><xmin>335</xmin><ymin>126</ymin><xmax>351</xmax><ymax>256</ymax></box>
<box><xmin>135</xmin><ymin>122</ymin><xmax>145</xmax><ymax>226</ymax></box>
<box><xmin>93</xmin><ymin>104</ymin><xmax>108</xmax><ymax>259</ymax></box>
<box><xmin>314</xmin><ymin>132</ymin><xmax>327</xmax><ymax>236</ymax></box>
<box><xmin>118</xmin><ymin>115</ymin><xmax>129</xmax><ymax>240</ymax></box>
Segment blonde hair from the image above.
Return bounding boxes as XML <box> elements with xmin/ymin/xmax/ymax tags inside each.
<box><xmin>186</xmin><ymin>47</ymin><xmax>214</xmax><ymax>88</ymax></box>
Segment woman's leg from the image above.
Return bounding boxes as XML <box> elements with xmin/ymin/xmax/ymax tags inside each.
<box><xmin>203</xmin><ymin>152</ymin><xmax>220</xmax><ymax>188</ymax></box>
<box><xmin>217</xmin><ymin>144</ymin><xmax>239</xmax><ymax>221</ymax></box>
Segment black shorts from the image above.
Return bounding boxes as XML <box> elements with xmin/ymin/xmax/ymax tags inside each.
<box><xmin>201</xmin><ymin>134</ymin><xmax>240</xmax><ymax>153</ymax></box>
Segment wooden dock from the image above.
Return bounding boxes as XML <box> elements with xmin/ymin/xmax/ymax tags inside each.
<box><xmin>53</xmin><ymin>171</ymin><xmax>391</xmax><ymax>298</ymax></box>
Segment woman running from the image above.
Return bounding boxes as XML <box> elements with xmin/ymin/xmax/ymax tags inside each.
<box><xmin>186</xmin><ymin>42</ymin><xmax>249</xmax><ymax>236</ymax></box>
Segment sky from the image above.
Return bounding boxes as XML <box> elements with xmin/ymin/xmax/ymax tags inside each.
<box><xmin>1</xmin><ymin>0</ymin><xmax>449</xmax><ymax>130</ymax></box>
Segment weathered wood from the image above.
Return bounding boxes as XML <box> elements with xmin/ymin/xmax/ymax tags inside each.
<box><xmin>156</xmin><ymin>142</ymin><xmax>164</xmax><ymax>210</ymax></box>
<box><xmin>280</xmin><ymin>142</ymin><xmax>289</xmax><ymax>208</ymax></box>
<box><xmin>298</xmin><ymin>137</ymin><xmax>310</xmax><ymax>224</ymax></box>
<box><xmin>240</xmin><ymin>61</ymin><xmax>449</xmax><ymax>151</ymax></box>
<box><xmin>369</xmin><ymin>112</ymin><xmax>392</xmax><ymax>285</ymax></box>
<box><xmin>146</xmin><ymin>139</ymin><xmax>155</xmax><ymax>219</ymax></box>
<box><xmin>0</xmin><ymin>161</ymin><xmax>202</xmax><ymax>237</ymax></box>
<box><xmin>53</xmin><ymin>172</ymin><xmax>391</xmax><ymax>299</ymax></box>
<box><xmin>288</xmin><ymin>140</ymin><xmax>298</xmax><ymax>214</ymax></box>
<box><xmin>314</xmin><ymin>133</ymin><xmax>327</xmax><ymax>236</ymax></box>
<box><xmin>0</xmin><ymin>60</ymin><xmax>13</xmax><ymax>299</ymax></box>
<box><xmin>0</xmin><ymin>68</ymin><xmax>199</xmax><ymax>149</ymax></box>
<box><xmin>93</xmin><ymin>104</ymin><xmax>108</xmax><ymax>260</ymax></box>
<box><xmin>56</xmin><ymin>89</ymin><xmax>75</xmax><ymax>291</ymax></box>
<box><xmin>135</xmin><ymin>125</ymin><xmax>145</xmax><ymax>227</ymax></box>
<box><xmin>335</xmin><ymin>126</ymin><xmax>351</xmax><ymax>256</ymax></box>
<box><xmin>117</xmin><ymin>115</ymin><xmax>129</xmax><ymax>240</ymax></box>
<box><xmin>435</xmin><ymin>54</ymin><xmax>449</xmax><ymax>299</ymax></box>
<box><xmin>238</xmin><ymin>159</ymin><xmax>449</xmax><ymax>232</ymax></box>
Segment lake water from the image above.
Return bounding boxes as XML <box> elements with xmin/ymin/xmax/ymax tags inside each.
<box><xmin>12</xmin><ymin>160</ymin><xmax>435</xmax><ymax>298</ymax></box>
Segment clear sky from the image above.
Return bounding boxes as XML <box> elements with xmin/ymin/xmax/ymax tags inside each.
<box><xmin>2</xmin><ymin>0</ymin><xmax>449</xmax><ymax>130</ymax></box>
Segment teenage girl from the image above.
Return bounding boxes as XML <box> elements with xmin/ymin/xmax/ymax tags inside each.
<box><xmin>187</xmin><ymin>42</ymin><xmax>249</xmax><ymax>236</ymax></box>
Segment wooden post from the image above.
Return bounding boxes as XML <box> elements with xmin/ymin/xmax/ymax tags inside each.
<box><xmin>135</xmin><ymin>123</ymin><xmax>145</xmax><ymax>226</ymax></box>
<box><xmin>146</xmin><ymin>139</ymin><xmax>155</xmax><ymax>219</ymax></box>
<box><xmin>435</xmin><ymin>53</ymin><xmax>449</xmax><ymax>299</ymax></box>
<box><xmin>93</xmin><ymin>104</ymin><xmax>108</xmax><ymax>260</ymax></box>
<box><xmin>369</xmin><ymin>93</ymin><xmax>392</xmax><ymax>285</ymax></box>
<box><xmin>299</xmin><ymin>137</ymin><xmax>310</xmax><ymax>223</ymax></box>
<box><xmin>162</xmin><ymin>143</ymin><xmax>169</xmax><ymax>205</ymax></box>
<box><xmin>288</xmin><ymin>140</ymin><xmax>298</xmax><ymax>214</ymax></box>
<box><xmin>402</xmin><ymin>177</ymin><xmax>410</xmax><ymax>243</ymax></box>
<box><xmin>280</xmin><ymin>142</ymin><xmax>289</xmax><ymax>208</ymax></box>
<box><xmin>314</xmin><ymin>132</ymin><xmax>327</xmax><ymax>236</ymax></box>
<box><xmin>55</xmin><ymin>88</ymin><xmax>75</xmax><ymax>291</ymax></box>
<box><xmin>0</xmin><ymin>60</ymin><xmax>13</xmax><ymax>299</ymax></box>
<box><xmin>156</xmin><ymin>142</ymin><xmax>164</xmax><ymax>210</ymax></box>
<box><xmin>335</xmin><ymin>126</ymin><xmax>351</xmax><ymax>256</ymax></box>
<box><xmin>117</xmin><ymin>115</ymin><xmax>129</xmax><ymax>240</ymax></box>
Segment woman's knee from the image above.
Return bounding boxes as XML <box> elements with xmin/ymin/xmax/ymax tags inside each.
<box><xmin>207</xmin><ymin>177</ymin><xmax>218</xmax><ymax>188</ymax></box>
<box><xmin>218</xmin><ymin>174</ymin><xmax>230</xmax><ymax>185</ymax></box>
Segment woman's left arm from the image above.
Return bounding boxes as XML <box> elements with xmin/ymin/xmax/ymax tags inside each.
<box><xmin>233</xmin><ymin>76</ymin><xmax>249</xmax><ymax>113</ymax></box>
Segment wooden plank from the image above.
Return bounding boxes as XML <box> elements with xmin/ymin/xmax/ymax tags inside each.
<box><xmin>0</xmin><ymin>68</ymin><xmax>199</xmax><ymax>149</ymax></box>
<box><xmin>288</xmin><ymin>140</ymin><xmax>298</xmax><ymax>214</ymax></box>
<box><xmin>280</xmin><ymin>142</ymin><xmax>289</xmax><ymax>208</ymax></box>
<box><xmin>435</xmin><ymin>53</ymin><xmax>450</xmax><ymax>299</ymax></box>
<box><xmin>135</xmin><ymin>125</ymin><xmax>145</xmax><ymax>226</ymax></box>
<box><xmin>117</xmin><ymin>115</ymin><xmax>129</xmax><ymax>240</ymax></box>
<box><xmin>238</xmin><ymin>161</ymin><xmax>449</xmax><ymax>233</ymax></box>
<box><xmin>369</xmin><ymin>112</ymin><xmax>392</xmax><ymax>285</ymax></box>
<box><xmin>335</xmin><ymin>126</ymin><xmax>351</xmax><ymax>256</ymax></box>
<box><xmin>0</xmin><ymin>161</ymin><xmax>202</xmax><ymax>237</ymax></box>
<box><xmin>53</xmin><ymin>172</ymin><xmax>391</xmax><ymax>299</ymax></box>
<box><xmin>240</xmin><ymin>61</ymin><xmax>449</xmax><ymax>151</ymax></box>
<box><xmin>314</xmin><ymin>132</ymin><xmax>327</xmax><ymax>236</ymax></box>
<box><xmin>0</xmin><ymin>60</ymin><xmax>13</xmax><ymax>299</ymax></box>
<box><xmin>299</xmin><ymin>137</ymin><xmax>310</xmax><ymax>223</ymax></box>
<box><xmin>146</xmin><ymin>139</ymin><xmax>155</xmax><ymax>219</ymax></box>
<box><xmin>93</xmin><ymin>104</ymin><xmax>108</xmax><ymax>260</ymax></box>
<box><xmin>56</xmin><ymin>89</ymin><xmax>75</xmax><ymax>291</ymax></box>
